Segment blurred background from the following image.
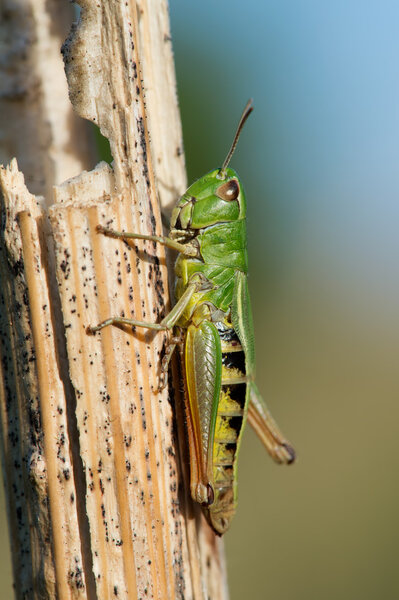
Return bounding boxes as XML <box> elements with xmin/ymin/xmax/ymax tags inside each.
<box><xmin>170</xmin><ymin>1</ymin><xmax>399</xmax><ymax>598</ymax></box>
<box><xmin>1</xmin><ymin>1</ymin><xmax>399</xmax><ymax>598</ymax></box>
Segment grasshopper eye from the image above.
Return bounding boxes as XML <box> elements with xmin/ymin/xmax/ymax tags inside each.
<box><xmin>216</xmin><ymin>179</ymin><xmax>239</xmax><ymax>202</ymax></box>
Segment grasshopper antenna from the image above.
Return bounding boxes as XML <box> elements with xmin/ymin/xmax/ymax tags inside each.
<box><xmin>219</xmin><ymin>99</ymin><xmax>254</xmax><ymax>179</ymax></box>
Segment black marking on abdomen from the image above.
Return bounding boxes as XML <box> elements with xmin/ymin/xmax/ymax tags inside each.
<box><xmin>226</xmin><ymin>382</ymin><xmax>246</xmax><ymax>410</ymax></box>
<box><xmin>222</xmin><ymin>351</ymin><xmax>246</xmax><ymax>375</ymax></box>
<box><xmin>212</xmin><ymin>319</ymin><xmax>249</xmax><ymax>517</ymax></box>
<box><xmin>215</xmin><ymin>320</ymin><xmax>241</xmax><ymax>345</ymax></box>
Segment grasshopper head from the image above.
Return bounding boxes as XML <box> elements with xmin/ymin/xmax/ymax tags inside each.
<box><xmin>170</xmin><ymin>100</ymin><xmax>253</xmax><ymax>235</ymax></box>
<box><xmin>170</xmin><ymin>167</ymin><xmax>246</xmax><ymax>231</ymax></box>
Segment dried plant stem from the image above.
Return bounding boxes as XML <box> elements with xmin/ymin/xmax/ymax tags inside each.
<box><xmin>0</xmin><ymin>1</ymin><xmax>229</xmax><ymax>599</ymax></box>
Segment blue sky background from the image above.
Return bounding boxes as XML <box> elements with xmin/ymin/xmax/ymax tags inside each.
<box><xmin>170</xmin><ymin>2</ymin><xmax>399</xmax><ymax>598</ymax></box>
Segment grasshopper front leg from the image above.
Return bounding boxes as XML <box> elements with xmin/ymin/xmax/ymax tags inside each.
<box><xmin>95</xmin><ymin>225</ymin><xmax>198</xmax><ymax>257</ymax></box>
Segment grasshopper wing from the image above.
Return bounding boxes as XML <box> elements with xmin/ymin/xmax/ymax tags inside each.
<box><xmin>184</xmin><ymin>321</ymin><xmax>222</xmax><ymax>505</ymax></box>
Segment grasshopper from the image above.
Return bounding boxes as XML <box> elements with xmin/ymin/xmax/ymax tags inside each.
<box><xmin>88</xmin><ymin>100</ymin><xmax>295</xmax><ymax>535</ymax></box>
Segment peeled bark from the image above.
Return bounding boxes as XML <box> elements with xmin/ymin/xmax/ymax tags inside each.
<box><xmin>0</xmin><ymin>1</ymin><xmax>229</xmax><ymax>599</ymax></box>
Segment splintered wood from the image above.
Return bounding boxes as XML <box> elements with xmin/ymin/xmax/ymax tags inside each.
<box><xmin>0</xmin><ymin>1</ymin><xmax>228</xmax><ymax>599</ymax></box>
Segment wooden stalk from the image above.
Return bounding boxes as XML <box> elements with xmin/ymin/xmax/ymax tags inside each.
<box><xmin>0</xmin><ymin>1</ymin><xmax>229</xmax><ymax>599</ymax></box>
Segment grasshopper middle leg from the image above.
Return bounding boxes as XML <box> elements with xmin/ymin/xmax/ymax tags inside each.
<box><xmin>87</xmin><ymin>275</ymin><xmax>207</xmax><ymax>388</ymax></box>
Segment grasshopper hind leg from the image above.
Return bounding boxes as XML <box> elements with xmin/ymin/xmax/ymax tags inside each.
<box><xmin>248</xmin><ymin>381</ymin><xmax>296</xmax><ymax>464</ymax></box>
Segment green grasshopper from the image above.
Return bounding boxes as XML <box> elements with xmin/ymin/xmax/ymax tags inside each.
<box><xmin>88</xmin><ymin>100</ymin><xmax>295</xmax><ymax>535</ymax></box>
